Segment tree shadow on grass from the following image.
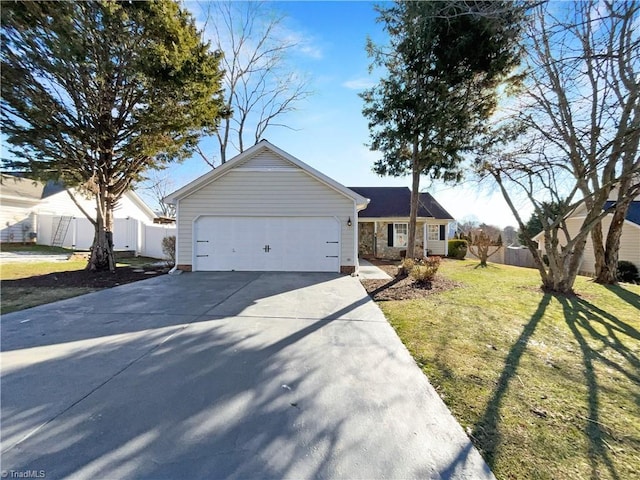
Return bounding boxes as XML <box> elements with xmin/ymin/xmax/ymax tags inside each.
<box><xmin>558</xmin><ymin>295</ymin><xmax>640</xmax><ymax>480</ymax></box>
<box><xmin>470</xmin><ymin>289</ymin><xmax>638</xmax><ymax>480</ymax></box>
<box><xmin>603</xmin><ymin>284</ymin><xmax>640</xmax><ymax>310</ymax></box>
<box><xmin>470</xmin><ymin>293</ymin><xmax>551</xmax><ymax>465</ymax></box>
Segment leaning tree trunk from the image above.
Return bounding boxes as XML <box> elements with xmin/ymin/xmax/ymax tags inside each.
<box><xmin>591</xmin><ymin>221</ymin><xmax>606</xmax><ymax>281</ymax></box>
<box><xmin>595</xmin><ymin>206</ymin><xmax>627</xmax><ymax>284</ymax></box>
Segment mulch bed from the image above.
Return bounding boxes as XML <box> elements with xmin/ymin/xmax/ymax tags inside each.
<box><xmin>361</xmin><ymin>258</ymin><xmax>462</xmax><ymax>301</ymax></box>
<box><xmin>3</xmin><ymin>266</ymin><xmax>169</xmax><ymax>289</ymax></box>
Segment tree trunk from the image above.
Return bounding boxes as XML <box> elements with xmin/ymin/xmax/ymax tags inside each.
<box><xmin>478</xmin><ymin>244</ymin><xmax>488</xmax><ymax>267</ymax></box>
<box><xmin>591</xmin><ymin>221</ymin><xmax>605</xmax><ymax>280</ymax></box>
<box><xmin>407</xmin><ymin>138</ymin><xmax>421</xmax><ymax>259</ymax></box>
<box><xmin>595</xmin><ymin>204</ymin><xmax>627</xmax><ymax>284</ymax></box>
<box><xmin>541</xmin><ymin>234</ymin><xmax>587</xmax><ymax>295</ymax></box>
<box><xmin>87</xmin><ymin>191</ymin><xmax>116</xmax><ymax>272</ymax></box>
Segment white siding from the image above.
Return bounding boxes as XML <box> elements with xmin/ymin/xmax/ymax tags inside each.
<box><xmin>538</xmin><ymin>217</ymin><xmax>640</xmax><ymax>275</ymax></box>
<box><xmin>237</xmin><ymin>150</ymin><xmax>295</xmax><ymax>169</ymax></box>
<box><xmin>424</xmin><ymin>222</ymin><xmax>449</xmax><ymax>256</ymax></box>
<box><xmin>0</xmin><ymin>204</ymin><xmax>36</xmax><ymax>242</ymax></box>
<box><xmin>177</xmin><ymin>168</ymin><xmax>355</xmax><ymax>268</ymax></box>
<box><xmin>566</xmin><ymin>217</ymin><xmax>640</xmax><ymax>274</ymax></box>
<box><xmin>36</xmin><ymin>190</ymin><xmax>154</xmax><ymax>224</ymax></box>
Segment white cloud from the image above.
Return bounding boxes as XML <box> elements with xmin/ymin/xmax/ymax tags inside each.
<box><xmin>342</xmin><ymin>78</ymin><xmax>376</xmax><ymax>90</ymax></box>
<box><xmin>296</xmin><ymin>42</ymin><xmax>323</xmax><ymax>60</ymax></box>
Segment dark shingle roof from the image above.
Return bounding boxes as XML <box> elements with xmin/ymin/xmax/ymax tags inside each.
<box><xmin>42</xmin><ymin>180</ymin><xmax>66</xmax><ymax>198</ymax></box>
<box><xmin>349</xmin><ymin>186</ymin><xmax>454</xmax><ymax>220</ymax></box>
<box><xmin>605</xmin><ymin>201</ymin><xmax>640</xmax><ymax>226</ymax></box>
<box><xmin>419</xmin><ymin>192</ymin><xmax>455</xmax><ymax>220</ymax></box>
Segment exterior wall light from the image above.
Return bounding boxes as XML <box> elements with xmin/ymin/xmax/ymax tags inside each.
<box><xmin>347</xmin><ymin>217</ymin><xmax>352</xmax><ymax>227</ymax></box>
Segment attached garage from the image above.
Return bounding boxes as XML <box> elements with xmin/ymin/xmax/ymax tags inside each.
<box><xmin>165</xmin><ymin>141</ymin><xmax>369</xmax><ymax>273</ymax></box>
<box><xmin>193</xmin><ymin>216</ymin><xmax>340</xmax><ymax>272</ymax></box>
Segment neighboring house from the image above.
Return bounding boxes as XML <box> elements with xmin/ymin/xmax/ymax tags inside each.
<box><xmin>348</xmin><ymin>186</ymin><xmax>455</xmax><ymax>259</ymax></box>
<box><xmin>164</xmin><ymin>140</ymin><xmax>369</xmax><ymax>273</ymax></box>
<box><xmin>0</xmin><ymin>174</ymin><xmax>43</xmax><ymax>244</ymax></box>
<box><xmin>0</xmin><ymin>173</ymin><xmax>170</xmax><ymax>256</ymax></box>
<box><xmin>532</xmin><ymin>190</ymin><xmax>640</xmax><ymax>275</ymax></box>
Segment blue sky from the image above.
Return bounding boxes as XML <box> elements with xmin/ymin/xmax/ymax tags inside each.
<box><xmin>147</xmin><ymin>0</ymin><xmax>526</xmax><ymax>228</ymax></box>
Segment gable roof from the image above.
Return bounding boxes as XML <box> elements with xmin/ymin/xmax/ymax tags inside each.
<box><xmin>0</xmin><ymin>173</ymin><xmax>156</xmax><ymax>219</ymax></box>
<box><xmin>532</xmin><ymin>200</ymin><xmax>640</xmax><ymax>242</ymax></box>
<box><xmin>605</xmin><ymin>201</ymin><xmax>640</xmax><ymax>226</ymax></box>
<box><xmin>164</xmin><ymin>140</ymin><xmax>369</xmax><ymax>209</ymax></box>
<box><xmin>348</xmin><ymin>186</ymin><xmax>454</xmax><ymax>220</ymax></box>
<box><xmin>0</xmin><ymin>173</ymin><xmax>47</xmax><ymax>202</ymax></box>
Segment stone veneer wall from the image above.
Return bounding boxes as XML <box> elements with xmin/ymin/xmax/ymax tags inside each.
<box><xmin>358</xmin><ymin>222</ymin><xmax>375</xmax><ymax>257</ymax></box>
<box><xmin>374</xmin><ymin>221</ymin><xmax>425</xmax><ymax>259</ymax></box>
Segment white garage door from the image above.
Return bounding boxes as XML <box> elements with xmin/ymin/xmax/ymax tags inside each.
<box><xmin>194</xmin><ymin>216</ymin><xmax>340</xmax><ymax>272</ymax></box>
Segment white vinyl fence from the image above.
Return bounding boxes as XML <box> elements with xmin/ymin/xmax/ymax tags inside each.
<box><xmin>141</xmin><ymin>224</ymin><xmax>175</xmax><ymax>259</ymax></box>
<box><xmin>36</xmin><ymin>214</ymin><xmax>175</xmax><ymax>259</ymax></box>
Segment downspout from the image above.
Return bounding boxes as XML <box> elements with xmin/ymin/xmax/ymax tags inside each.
<box><xmin>169</xmin><ymin>199</ymin><xmax>180</xmax><ymax>274</ymax></box>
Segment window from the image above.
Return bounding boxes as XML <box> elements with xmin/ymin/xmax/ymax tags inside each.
<box><xmin>394</xmin><ymin>223</ymin><xmax>408</xmax><ymax>247</ymax></box>
<box><xmin>428</xmin><ymin>225</ymin><xmax>440</xmax><ymax>241</ymax></box>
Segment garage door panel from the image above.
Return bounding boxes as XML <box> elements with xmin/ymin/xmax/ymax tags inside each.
<box><xmin>194</xmin><ymin>216</ymin><xmax>340</xmax><ymax>272</ymax></box>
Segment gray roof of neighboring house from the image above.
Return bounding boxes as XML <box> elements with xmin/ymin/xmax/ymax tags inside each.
<box><xmin>0</xmin><ymin>173</ymin><xmax>45</xmax><ymax>200</ymax></box>
<box><xmin>0</xmin><ymin>173</ymin><xmax>67</xmax><ymax>200</ymax></box>
<box><xmin>605</xmin><ymin>200</ymin><xmax>640</xmax><ymax>226</ymax></box>
<box><xmin>349</xmin><ymin>186</ymin><xmax>454</xmax><ymax>220</ymax></box>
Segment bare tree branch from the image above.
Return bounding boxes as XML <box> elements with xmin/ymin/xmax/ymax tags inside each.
<box><xmin>197</xmin><ymin>1</ymin><xmax>312</xmax><ymax>165</ymax></box>
<box><xmin>478</xmin><ymin>0</ymin><xmax>639</xmax><ymax>292</ymax></box>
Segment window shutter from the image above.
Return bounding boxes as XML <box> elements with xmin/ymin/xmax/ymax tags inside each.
<box><xmin>439</xmin><ymin>225</ymin><xmax>446</xmax><ymax>240</ymax></box>
<box><xmin>388</xmin><ymin>224</ymin><xmax>394</xmax><ymax>247</ymax></box>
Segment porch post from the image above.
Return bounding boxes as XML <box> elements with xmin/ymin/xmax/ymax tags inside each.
<box><xmin>373</xmin><ymin>221</ymin><xmax>378</xmax><ymax>257</ymax></box>
<box><xmin>423</xmin><ymin>223</ymin><xmax>428</xmax><ymax>257</ymax></box>
<box><xmin>444</xmin><ymin>222</ymin><xmax>449</xmax><ymax>257</ymax></box>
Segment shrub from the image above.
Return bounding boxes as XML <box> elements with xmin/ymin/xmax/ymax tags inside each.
<box><xmin>398</xmin><ymin>257</ymin><xmax>415</xmax><ymax>276</ymax></box>
<box><xmin>410</xmin><ymin>256</ymin><xmax>441</xmax><ymax>283</ymax></box>
<box><xmin>162</xmin><ymin>235</ymin><xmax>176</xmax><ymax>266</ymax></box>
<box><xmin>447</xmin><ymin>239</ymin><xmax>468</xmax><ymax>259</ymax></box>
<box><xmin>617</xmin><ymin>260</ymin><xmax>639</xmax><ymax>283</ymax></box>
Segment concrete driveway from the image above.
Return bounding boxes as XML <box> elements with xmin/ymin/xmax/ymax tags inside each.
<box><xmin>1</xmin><ymin>272</ymin><xmax>493</xmax><ymax>479</ymax></box>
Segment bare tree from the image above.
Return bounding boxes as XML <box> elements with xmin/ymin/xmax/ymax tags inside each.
<box><xmin>479</xmin><ymin>1</ymin><xmax>640</xmax><ymax>292</ymax></box>
<box><xmin>502</xmin><ymin>226</ymin><xmax>519</xmax><ymax>246</ymax></box>
<box><xmin>466</xmin><ymin>228</ymin><xmax>502</xmax><ymax>267</ymax></box>
<box><xmin>196</xmin><ymin>1</ymin><xmax>311</xmax><ymax>166</ymax></box>
<box><xmin>140</xmin><ymin>171</ymin><xmax>176</xmax><ymax>218</ymax></box>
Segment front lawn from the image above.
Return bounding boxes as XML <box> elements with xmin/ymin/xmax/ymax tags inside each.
<box><xmin>1</xmin><ymin>256</ymin><xmax>167</xmax><ymax>314</ymax></box>
<box><xmin>0</xmin><ymin>243</ymin><xmax>74</xmax><ymax>254</ymax></box>
<box><xmin>376</xmin><ymin>259</ymin><xmax>639</xmax><ymax>480</ymax></box>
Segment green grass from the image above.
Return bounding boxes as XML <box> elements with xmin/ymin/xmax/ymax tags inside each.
<box><xmin>379</xmin><ymin>259</ymin><xmax>640</xmax><ymax>480</ymax></box>
<box><xmin>1</xmin><ymin>259</ymin><xmax>88</xmax><ymax>280</ymax></box>
<box><xmin>2</xmin><ymin>286</ymin><xmax>98</xmax><ymax>313</ymax></box>
<box><xmin>0</xmin><ymin>256</ymin><xmax>162</xmax><ymax>314</ymax></box>
<box><xmin>0</xmin><ymin>243</ymin><xmax>74</xmax><ymax>254</ymax></box>
<box><xmin>116</xmin><ymin>256</ymin><xmax>166</xmax><ymax>268</ymax></box>
<box><xmin>1</xmin><ymin>260</ymin><xmax>94</xmax><ymax>314</ymax></box>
